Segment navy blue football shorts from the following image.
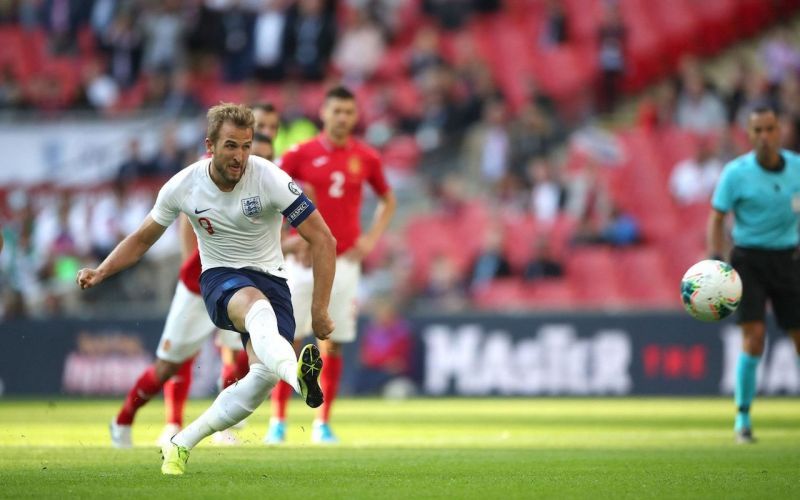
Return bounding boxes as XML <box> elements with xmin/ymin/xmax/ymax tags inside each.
<box><xmin>200</xmin><ymin>267</ymin><xmax>296</xmax><ymax>349</ymax></box>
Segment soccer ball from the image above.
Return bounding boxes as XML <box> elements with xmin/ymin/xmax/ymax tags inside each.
<box><xmin>680</xmin><ymin>259</ymin><xmax>742</xmax><ymax>322</ymax></box>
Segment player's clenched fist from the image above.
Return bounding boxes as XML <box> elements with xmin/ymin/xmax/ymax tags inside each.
<box><xmin>311</xmin><ymin>311</ymin><xmax>334</xmax><ymax>341</ymax></box>
<box><xmin>76</xmin><ymin>268</ymin><xmax>103</xmax><ymax>289</ymax></box>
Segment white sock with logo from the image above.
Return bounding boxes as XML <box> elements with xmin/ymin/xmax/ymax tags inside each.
<box><xmin>244</xmin><ymin>299</ymin><xmax>300</xmax><ymax>393</ymax></box>
<box><xmin>172</xmin><ymin>363</ymin><xmax>277</xmax><ymax>449</ymax></box>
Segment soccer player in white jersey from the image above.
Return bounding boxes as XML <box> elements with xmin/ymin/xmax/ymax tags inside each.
<box><xmin>77</xmin><ymin>103</ymin><xmax>336</xmax><ymax>475</ymax></box>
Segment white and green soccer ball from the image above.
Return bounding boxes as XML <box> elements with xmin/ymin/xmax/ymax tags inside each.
<box><xmin>680</xmin><ymin>259</ymin><xmax>742</xmax><ymax>322</ymax></box>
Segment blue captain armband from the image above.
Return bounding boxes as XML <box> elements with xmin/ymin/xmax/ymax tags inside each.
<box><xmin>282</xmin><ymin>193</ymin><xmax>316</xmax><ymax>227</ymax></box>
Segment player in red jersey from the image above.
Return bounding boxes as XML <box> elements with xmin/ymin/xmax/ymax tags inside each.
<box><xmin>266</xmin><ymin>85</ymin><xmax>396</xmax><ymax>444</ymax></box>
<box><xmin>109</xmin><ymin>105</ymin><xmax>281</xmax><ymax>449</ymax></box>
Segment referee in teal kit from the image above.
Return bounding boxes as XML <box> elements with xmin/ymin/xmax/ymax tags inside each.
<box><xmin>707</xmin><ymin>103</ymin><xmax>800</xmax><ymax>443</ymax></box>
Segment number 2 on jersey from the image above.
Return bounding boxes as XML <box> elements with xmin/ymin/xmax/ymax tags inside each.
<box><xmin>329</xmin><ymin>171</ymin><xmax>345</xmax><ymax>198</ymax></box>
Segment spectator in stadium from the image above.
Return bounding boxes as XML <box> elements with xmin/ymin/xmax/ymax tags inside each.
<box><xmin>412</xmin><ymin>65</ymin><xmax>465</xmax><ymax>156</ymax></box>
<box><xmin>253</xmin><ymin>0</ymin><xmax>290</xmax><ymax>82</ymax></box>
<box><xmin>761</xmin><ymin>26</ymin><xmax>800</xmax><ymax>88</ymax></box>
<box><xmin>1</xmin><ymin>196</ymin><xmax>40</xmax><ymax>318</ymax></box>
<box><xmin>77</xmin><ymin>103</ymin><xmax>336</xmax><ymax>475</ymax></box>
<box><xmin>218</xmin><ymin>3</ymin><xmax>256</xmax><ymax>83</ymax></box>
<box><xmin>150</xmin><ymin>126</ymin><xmax>188</xmax><ymax>177</ymax></box>
<box><xmin>732</xmin><ymin>72</ymin><xmax>772</xmax><ymax>129</ymax></box>
<box><xmin>115</xmin><ymin>138</ymin><xmax>157</xmax><ymax>182</ymax></box>
<box><xmin>527</xmin><ymin>158</ymin><xmax>565</xmax><ymax>225</ymax></box>
<box><xmin>100</xmin><ymin>6</ymin><xmax>143</xmax><ymax>89</ymax></box>
<box><xmin>161</xmin><ymin>69</ymin><xmax>203</xmax><ymax>117</ymax></box>
<box><xmin>723</xmin><ymin>58</ymin><xmax>752</xmax><ymax>125</ymax></box>
<box><xmin>539</xmin><ymin>0</ymin><xmax>568</xmax><ymax>49</ymax></box>
<box><xmin>523</xmin><ymin>235</ymin><xmax>564</xmax><ymax>282</ymax></box>
<box><xmin>669</xmin><ymin>135</ymin><xmax>723</xmax><ymax>206</ymax></box>
<box><xmin>140</xmin><ymin>0</ymin><xmax>186</xmax><ymax>75</ymax></box>
<box><xmin>419</xmin><ymin>253</ymin><xmax>468</xmax><ymax>312</ymax></box>
<box><xmin>637</xmin><ymin>82</ymin><xmax>677</xmax><ymax>131</ymax></box>
<box><xmin>708</xmin><ymin>103</ymin><xmax>800</xmax><ymax>444</ymax></box>
<box><xmin>355</xmin><ymin>296</ymin><xmax>413</xmax><ymax>395</ymax></box>
<box><xmin>333</xmin><ymin>7</ymin><xmax>386</xmax><ymax>87</ymax></box>
<box><xmin>459</xmin><ymin>60</ymin><xmax>505</xmax><ymax>127</ymax></box>
<box><xmin>466</xmin><ymin>224</ymin><xmax>512</xmax><ymax>293</ymax></box>
<box><xmin>76</xmin><ymin>59</ymin><xmax>120</xmax><ymax>112</ymax></box>
<box><xmin>460</xmin><ymin>97</ymin><xmax>510</xmax><ymax>193</ymax></box>
<box><xmin>408</xmin><ymin>26</ymin><xmax>444</xmax><ymax>82</ymax></box>
<box><xmin>423</xmin><ymin>0</ymin><xmax>473</xmax><ymax>31</ymax></box>
<box><xmin>40</xmin><ymin>0</ymin><xmax>88</xmax><ymax>55</ymax></box>
<box><xmin>596</xmin><ymin>1</ymin><xmax>627</xmax><ymax>113</ymax></box>
<box><xmin>509</xmin><ymin>104</ymin><xmax>558</xmax><ymax>182</ymax></box>
<box><xmin>281</xmin><ymin>0</ymin><xmax>337</xmax><ymax>81</ymax></box>
<box><xmin>777</xmin><ymin>75</ymin><xmax>800</xmax><ymax>152</ymax></box>
<box><xmin>0</xmin><ymin>64</ymin><xmax>24</xmax><ymax>110</ymax></box>
<box><xmin>599</xmin><ymin>204</ymin><xmax>641</xmax><ymax>247</ymax></box>
<box><xmin>676</xmin><ymin>70</ymin><xmax>727</xmax><ymax>133</ymax></box>
<box><xmin>88</xmin><ymin>180</ymin><xmax>132</xmax><ymax>261</ymax></box>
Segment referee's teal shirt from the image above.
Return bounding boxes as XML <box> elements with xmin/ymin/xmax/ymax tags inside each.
<box><xmin>712</xmin><ymin>150</ymin><xmax>800</xmax><ymax>249</ymax></box>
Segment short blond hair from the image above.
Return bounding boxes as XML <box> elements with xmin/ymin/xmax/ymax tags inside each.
<box><xmin>206</xmin><ymin>102</ymin><xmax>255</xmax><ymax>144</ymax></box>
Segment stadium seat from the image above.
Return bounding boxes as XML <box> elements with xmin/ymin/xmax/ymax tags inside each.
<box><xmin>381</xmin><ymin>135</ymin><xmax>421</xmax><ymax>173</ymax></box>
<box><xmin>472</xmin><ymin>278</ymin><xmax>526</xmax><ymax>310</ymax></box>
<box><xmin>566</xmin><ymin>247</ymin><xmax>625</xmax><ymax>308</ymax></box>
<box><xmin>521</xmin><ymin>280</ymin><xmax>574</xmax><ymax>309</ymax></box>
<box><xmin>615</xmin><ymin>247</ymin><xmax>678</xmax><ymax>308</ymax></box>
<box><xmin>693</xmin><ymin>0</ymin><xmax>740</xmax><ymax>56</ymax></box>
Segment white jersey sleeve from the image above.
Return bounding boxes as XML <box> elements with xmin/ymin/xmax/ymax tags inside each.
<box><xmin>261</xmin><ymin>160</ymin><xmax>314</xmax><ymax>227</ymax></box>
<box><xmin>150</xmin><ymin>165</ymin><xmax>195</xmax><ymax>227</ymax></box>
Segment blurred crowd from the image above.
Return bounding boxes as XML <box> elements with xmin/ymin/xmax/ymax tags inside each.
<box><xmin>1</xmin><ymin>1</ymin><xmax>800</xmax><ymax>333</ymax></box>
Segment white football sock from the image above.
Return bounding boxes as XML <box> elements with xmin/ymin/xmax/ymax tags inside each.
<box><xmin>244</xmin><ymin>299</ymin><xmax>300</xmax><ymax>393</ymax></box>
<box><xmin>172</xmin><ymin>363</ymin><xmax>277</xmax><ymax>449</ymax></box>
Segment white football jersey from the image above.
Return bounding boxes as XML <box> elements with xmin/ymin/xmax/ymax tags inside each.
<box><xmin>150</xmin><ymin>155</ymin><xmax>310</xmax><ymax>279</ymax></box>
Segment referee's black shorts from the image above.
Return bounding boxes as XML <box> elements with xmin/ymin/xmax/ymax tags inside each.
<box><xmin>729</xmin><ymin>246</ymin><xmax>800</xmax><ymax>330</ymax></box>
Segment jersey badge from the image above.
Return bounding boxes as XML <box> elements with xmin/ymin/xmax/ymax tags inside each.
<box><xmin>348</xmin><ymin>156</ymin><xmax>362</xmax><ymax>175</ymax></box>
<box><xmin>288</xmin><ymin>181</ymin><xmax>302</xmax><ymax>195</ymax></box>
<box><xmin>241</xmin><ymin>196</ymin><xmax>263</xmax><ymax>217</ymax></box>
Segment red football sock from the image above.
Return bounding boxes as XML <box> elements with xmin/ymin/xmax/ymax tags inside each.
<box><xmin>116</xmin><ymin>365</ymin><xmax>164</xmax><ymax>425</ymax></box>
<box><xmin>163</xmin><ymin>358</ymin><xmax>194</xmax><ymax>427</ymax></box>
<box><xmin>234</xmin><ymin>349</ymin><xmax>250</xmax><ymax>379</ymax></box>
<box><xmin>318</xmin><ymin>354</ymin><xmax>343</xmax><ymax>423</ymax></box>
<box><xmin>220</xmin><ymin>361</ymin><xmax>239</xmax><ymax>389</ymax></box>
<box><xmin>271</xmin><ymin>380</ymin><xmax>293</xmax><ymax>420</ymax></box>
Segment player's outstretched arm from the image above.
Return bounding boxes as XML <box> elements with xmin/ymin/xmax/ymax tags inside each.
<box><xmin>295</xmin><ymin>210</ymin><xmax>337</xmax><ymax>340</ymax></box>
<box><xmin>77</xmin><ymin>215</ymin><xmax>168</xmax><ymax>290</ymax></box>
<box><xmin>706</xmin><ymin>209</ymin><xmax>727</xmax><ymax>261</ymax></box>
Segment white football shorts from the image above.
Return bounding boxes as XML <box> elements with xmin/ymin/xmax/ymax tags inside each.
<box><xmin>289</xmin><ymin>255</ymin><xmax>360</xmax><ymax>343</ymax></box>
<box><xmin>215</xmin><ymin>329</ymin><xmax>244</xmax><ymax>351</ymax></box>
<box><xmin>156</xmin><ymin>281</ymin><xmax>218</xmax><ymax>363</ymax></box>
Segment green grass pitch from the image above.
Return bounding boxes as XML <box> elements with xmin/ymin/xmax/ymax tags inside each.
<box><xmin>1</xmin><ymin>398</ymin><xmax>798</xmax><ymax>499</ymax></box>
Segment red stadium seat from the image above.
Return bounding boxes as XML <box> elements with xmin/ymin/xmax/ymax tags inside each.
<box><xmin>615</xmin><ymin>247</ymin><xmax>679</xmax><ymax>308</ymax></box>
<box><xmin>566</xmin><ymin>247</ymin><xmax>625</xmax><ymax>307</ymax></box>
<box><xmin>472</xmin><ymin>278</ymin><xmax>526</xmax><ymax>311</ymax></box>
<box><xmin>381</xmin><ymin>135</ymin><xmax>421</xmax><ymax>173</ymax></box>
<box><xmin>521</xmin><ymin>280</ymin><xmax>574</xmax><ymax>310</ymax></box>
